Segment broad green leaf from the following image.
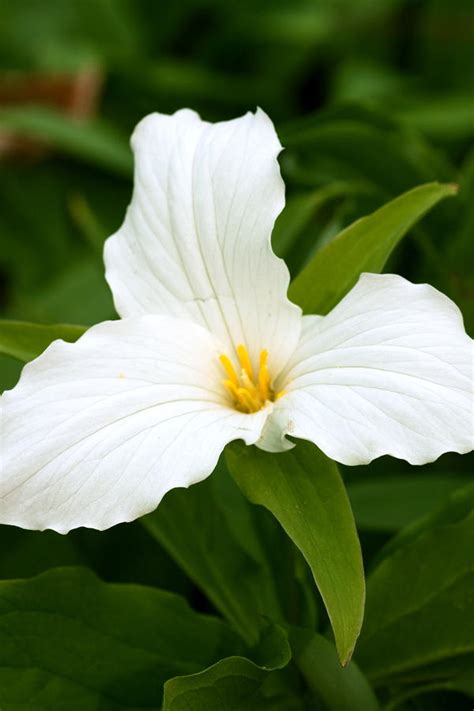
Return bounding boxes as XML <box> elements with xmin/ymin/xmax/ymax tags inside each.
<box><xmin>226</xmin><ymin>441</ymin><xmax>365</xmax><ymax>665</ymax></box>
<box><xmin>0</xmin><ymin>107</ymin><xmax>132</xmax><ymax>177</ymax></box>
<box><xmin>290</xmin><ymin>628</ymin><xmax>379</xmax><ymax>711</ymax></box>
<box><xmin>0</xmin><ymin>319</ymin><xmax>86</xmax><ymax>362</ymax></box>
<box><xmin>163</xmin><ymin>624</ymin><xmax>298</xmax><ymax>711</ymax></box>
<box><xmin>0</xmin><ymin>567</ymin><xmax>240</xmax><ymax>711</ymax></box>
<box><xmin>357</xmin><ymin>485</ymin><xmax>474</xmax><ymax>687</ymax></box>
<box><xmin>143</xmin><ymin>463</ymin><xmax>283</xmax><ymax>645</ymax></box>
<box><xmin>289</xmin><ymin>182</ymin><xmax>457</xmax><ymax>314</ymax></box>
<box><xmin>348</xmin><ymin>474</ymin><xmax>471</xmax><ymax>532</ymax></box>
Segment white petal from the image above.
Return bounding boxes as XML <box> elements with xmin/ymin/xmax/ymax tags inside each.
<box><xmin>104</xmin><ymin>108</ymin><xmax>301</xmax><ymax>373</ymax></box>
<box><xmin>0</xmin><ymin>316</ymin><xmax>268</xmax><ymax>533</ymax></box>
<box><xmin>260</xmin><ymin>274</ymin><xmax>473</xmax><ymax>465</ymax></box>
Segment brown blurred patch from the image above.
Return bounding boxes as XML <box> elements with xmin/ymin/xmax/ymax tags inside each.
<box><xmin>0</xmin><ymin>66</ymin><xmax>103</xmax><ymax>160</ymax></box>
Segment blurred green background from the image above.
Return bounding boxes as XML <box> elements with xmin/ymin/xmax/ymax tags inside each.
<box><xmin>1</xmin><ymin>0</ymin><xmax>473</xmax><ymax>361</ymax></box>
<box><xmin>0</xmin><ymin>0</ymin><xmax>473</xmax><ymax>608</ymax></box>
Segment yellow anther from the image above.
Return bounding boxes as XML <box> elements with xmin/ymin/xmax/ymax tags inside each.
<box><xmin>219</xmin><ymin>346</ymin><xmax>284</xmax><ymax>413</ymax></box>
<box><xmin>219</xmin><ymin>354</ymin><xmax>239</xmax><ymax>387</ymax></box>
<box><xmin>237</xmin><ymin>344</ymin><xmax>254</xmax><ymax>381</ymax></box>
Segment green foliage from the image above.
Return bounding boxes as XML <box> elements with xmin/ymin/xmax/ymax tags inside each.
<box><xmin>290</xmin><ymin>629</ymin><xmax>379</xmax><ymax>711</ymax></box>
<box><xmin>348</xmin><ymin>474</ymin><xmax>471</xmax><ymax>532</ymax></box>
<box><xmin>163</xmin><ymin>625</ymin><xmax>296</xmax><ymax>711</ymax></box>
<box><xmin>0</xmin><ymin>107</ymin><xmax>132</xmax><ymax>177</ymax></box>
<box><xmin>143</xmin><ymin>463</ymin><xmax>284</xmax><ymax>645</ymax></box>
<box><xmin>289</xmin><ymin>182</ymin><xmax>457</xmax><ymax>314</ymax></box>
<box><xmin>0</xmin><ymin>567</ymin><xmax>239</xmax><ymax>710</ymax></box>
<box><xmin>0</xmin><ymin>319</ymin><xmax>86</xmax><ymax>361</ymax></box>
<box><xmin>0</xmin><ymin>1</ymin><xmax>473</xmax><ymax>709</ymax></box>
<box><xmin>164</xmin><ymin>656</ymin><xmax>301</xmax><ymax>711</ymax></box>
<box><xmin>357</xmin><ymin>485</ymin><xmax>474</xmax><ymax>694</ymax></box>
<box><xmin>226</xmin><ymin>441</ymin><xmax>364</xmax><ymax>666</ymax></box>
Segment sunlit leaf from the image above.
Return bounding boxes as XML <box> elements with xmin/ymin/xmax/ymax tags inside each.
<box><xmin>289</xmin><ymin>182</ymin><xmax>457</xmax><ymax>314</ymax></box>
<box><xmin>226</xmin><ymin>441</ymin><xmax>364</xmax><ymax>665</ymax></box>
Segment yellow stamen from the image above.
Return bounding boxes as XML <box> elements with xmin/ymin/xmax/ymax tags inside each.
<box><xmin>237</xmin><ymin>344</ymin><xmax>254</xmax><ymax>381</ymax></box>
<box><xmin>237</xmin><ymin>387</ymin><xmax>260</xmax><ymax>413</ymax></box>
<box><xmin>219</xmin><ymin>345</ymin><xmax>284</xmax><ymax>413</ymax></box>
<box><xmin>219</xmin><ymin>354</ymin><xmax>239</xmax><ymax>387</ymax></box>
<box><xmin>223</xmin><ymin>379</ymin><xmax>239</xmax><ymax>398</ymax></box>
<box><xmin>258</xmin><ymin>350</ymin><xmax>270</xmax><ymax>401</ymax></box>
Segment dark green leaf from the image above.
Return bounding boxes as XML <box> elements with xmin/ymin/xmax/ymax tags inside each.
<box><xmin>143</xmin><ymin>463</ymin><xmax>283</xmax><ymax>645</ymax></box>
<box><xmin>0</xmin><ymin>567</ymin><xmax>240</xmax><ymax>711</ymax></box>
<box><xmin>395</xmin><ymin>95</ymin><xmax>474</xmax><ymax>141</ymax></box>
<box><xmin>290</xmin><ymin>628</ymin><xmax>379</xmax><ymax>711</ymax></box>
<box><xmin>289</xmin><ymin>182</ymin><xmax>457</xmax><ymax>314</ymax></box>
<box><xmin>280</xmin><ymin>115</ymin><xmax>453</xmax><ymax>195</ymax></box>
<box><xmin>357</xmin><ymin>485</ymin><xmax>474</xmax><ymax>687</ymax></box>
<box><xmin>384</xmin><ymin>672</ymin><xmax>474</xmax><ymax>711</ymax></box>
<box><xmin>163</xmin><ymin>624</ymin><xmax>297</xmax><ymax>711</ymax></box>
<box><xmin>0</xmin><ymin>355</ymin><xmax>22</xmax><ymax>392</ymax></box>
<box><xmin>226</xmin><ymin>441</ymin><xmax>365</xmax><ymax>665</ymax></box>
<box><xmin>348</xmin><ymin>474</ymin><xmax>471</xmax><ymax>532</ymax></box>
<box><xmin>0</xmin><ymin>319</ymin><xmax>86</xmax><ymax>361</ymax></box>
<box><xmin>24</xmin><ymin>260</ymin><xmax>115</xmax><ymax>325</ymax></box>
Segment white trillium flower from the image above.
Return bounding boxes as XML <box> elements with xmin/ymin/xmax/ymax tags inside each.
<box><xmin>1</xmin><ymin>109</ymin><xmax>473</xmax><ymax>534</ymax></box>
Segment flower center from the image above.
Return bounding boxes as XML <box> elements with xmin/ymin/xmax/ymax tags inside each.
<box><xmin>219</xmin><ymin>344</ymin><xmax>285</xmax><ymax>413</ymax></box>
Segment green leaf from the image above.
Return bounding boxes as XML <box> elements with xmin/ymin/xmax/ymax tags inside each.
<box><xmin>348</xmin><ymin>474</ymin><xmax>471</xmax><ymax>532</ymax></box>
<box><xmin>226</xmin><ymin>441</ymin><xmax>365</xmax><ymax>665</ymax></box>
<box><xmin>0</xmin><ymin>107</ymin><xmax>132</xmax><ymax>177</ymax></box>
<box><xmin>163</xmin><ymin>658</ymin><xmax>300</xmax><ymax>711</ymax></box>
<box><xmin>288</xmin><ymin>182</ymin><xmax>457</xmax><ymax>314</ymax></box>
<box><xmin>272</xmin><ymin>182</ymin><xmax>363</xmax><ymax>259</ymax></box>
<box><xmin>143</xmin><ymin>463</ymin><xmax>283</xmax><ymax>645</ymax></box>
<box><xmin>357</xmin><ymin>485</ymin><xmax>474</xmax><ymax>687</ymax></box>
<box><xmin>0</xmin><ymin>567</ymin><xmax>240</xmax><ymax>711</ymax></box>
<box><xmin>0</xmin><ymin>319</ymin><xmax>87</xmax><ymax>362</ymax></box>
<box><xmin>290</xmin><ymin>628</ymin><xmax>379</xmax><ymax>711</ymax></box>
<box><xmin>163</xmin><ymin>624</ymin><xmax>298</xmax><ymax>711</ymax></box>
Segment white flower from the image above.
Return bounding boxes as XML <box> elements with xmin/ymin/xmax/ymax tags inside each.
<box><xmin>1</xmin><ymin>109</ymin><xmax>472</xmax><ymax>534</ymax></box>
